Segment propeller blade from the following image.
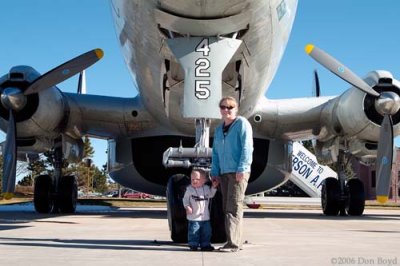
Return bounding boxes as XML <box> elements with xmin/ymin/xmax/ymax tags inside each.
<box><xmin>24</xmin><ymin>49</ymin><xmax>103</xmax><ymax>95</ymax></box>
<box><xmin>375</xmin><ymin>114</ymin><xmax>394</xmax><ymax>203</ymax></box>
<box><xmin>1</xmin><ymin>109</ymin><xmax>17</xmax><ymax>199</ymax></box>
<box><xmin>305</xmin><ymin>44</ymin><xmax>379</xmax><ymax>97</ymax></box>
<box><xmin>313</xmin><ymin>69</ymin><xmax>320</xmax><ymax>97</ymax></box>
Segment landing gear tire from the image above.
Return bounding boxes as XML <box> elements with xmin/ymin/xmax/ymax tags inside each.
<box><xmin>345</xmin><ymin>178</ymin><xmax>365</xmax><ymax>216</ymax></box>
<box><xmin>34</xmin><ymin>175</ymin><xmax>54</xmax><ymax>213</ymax></box>
<box><xmin>166</xmin><ymin>174</ymin><xmax>190</xmax><ymax>243</ymax></box>
<box><xmin>321</xmin><ymin>177</ymin><xmax>340</xmax><ymax>216</ymax></box>
<box><xmin>58</xmin><ymin>175</ymin><xmax>78</xmax><ymax>213</ymax></box>
<box><xmin>210</xmin><ymin>190</ymin><xmax>226</xmax><ymax>243</ymax></box>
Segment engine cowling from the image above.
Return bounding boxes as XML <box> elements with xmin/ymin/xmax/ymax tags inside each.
<box><xmin>318</xmin><ymin>70</ymin><xmax>400</xmax><ymax>158</ymax></box>
<box><xmin>0</xmin><ymin>66</ymin><xmax>66</xmax><ymax>153</ymax></box>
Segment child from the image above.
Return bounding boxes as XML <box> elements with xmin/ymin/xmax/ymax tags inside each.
<box><xmin>182</xmin><ymin>168</ymin><xmax>219</xmax><ymax>251</ymax></box>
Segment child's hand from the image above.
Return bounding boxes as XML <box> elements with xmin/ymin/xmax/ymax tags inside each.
<box><xmin>211</xmin><ymin>179</ymin><xmax>219</xmax><ymax>188</ymax></box>
<box><xmin>185</xmin><ymin>206</ymin><xmax>193</xmax><ymax>214</ymax></box>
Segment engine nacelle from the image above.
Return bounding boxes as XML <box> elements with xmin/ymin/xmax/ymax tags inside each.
<box><xmin>319</xmin><ymin>71</ymin><xmax>400</xmax><ymax>144</ymax></box>
<box><xmin>347</xmin><ymin>139</ymin><xmax>377</xmax><ymax>159</ymax></box>
<box><xmin>312</xmin><ymin>138</ymin><xmax>339</xmax><ymax>164</ymax></box>
<box><xmin>62</xmin><ymin>134</ymin><xmax>84</xmax><ymax>163</ymax></box>
<box><xmin>0</xmin><ymin>66</ymin><xmax>68</xmax><ymax>153</ymax></box>
<box><xmin>16</xmin><ymin>87</ymin><xmax>65</xmax><ymax>139</ymax></box>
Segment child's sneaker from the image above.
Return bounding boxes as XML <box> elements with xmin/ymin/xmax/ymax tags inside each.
<box><xmin>201</xmin><ymin>246</ymin><xmax>215</xmax><ymax>252</ymax></box>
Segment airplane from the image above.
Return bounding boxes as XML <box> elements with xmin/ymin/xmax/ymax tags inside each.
<box><xmin>1</xmin><ymin>0</ymin><xmax>400</xmax><ymax>243</ymax></box>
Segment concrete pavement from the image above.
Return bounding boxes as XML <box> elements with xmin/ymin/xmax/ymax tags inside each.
<box><xmin>0</xmin><ymin>202</ymin><xmax>399</xmax><ymax>266</ymax></box>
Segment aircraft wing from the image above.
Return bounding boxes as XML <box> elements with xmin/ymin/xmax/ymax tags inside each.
<box><xmin>251</xmin><ymin>96</ymin><xmax>335</xmax><ymax>141</ymax></box>
<box><xmin>252</xmin><ymin>68</ymin><xmax>400</xmax><ymax>165</ymax></box>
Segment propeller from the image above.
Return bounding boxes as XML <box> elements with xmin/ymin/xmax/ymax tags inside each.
<box><xmin>1</xmin><ymin>48</ymin><xmax>103</xmax><ymax>199</ymax></box>
<box><xmin>313</xmin><ymin>70</ymin><xmax>320</xmax><ymax>97</ymax></box>
<box><xmin>24</xmin><ymin>49</ymin><xmax>103</xmax><ymax>95</ymax></box>
<box><xmin>305</xmin><ymin>44</ymin><xmax>400</xmax><ymax>203</ymax></box>
<box><xmin>1</xmin><ymin>109</ymin><xmax>17</xmax><ymax>200</ymax></box>
<box><xmin>375</xmin><ymin>114</ymin><xmax>393</xmax><ymax>203</ymax></box>
<box><xmin>305</xmin><ymin>44</ymin><xmax>379</xmax><ymax>97</ymax></box>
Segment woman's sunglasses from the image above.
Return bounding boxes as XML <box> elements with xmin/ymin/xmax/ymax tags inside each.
<box><xmin>219</xmin><ymin>105</ymin><xmax>235</xmax><ymax>110</ymax></box>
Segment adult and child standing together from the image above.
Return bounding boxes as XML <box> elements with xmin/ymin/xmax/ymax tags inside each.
<box><xmin>183</xmin><ymin>96</ymin><xmax>254</xmax><ymax>252</ymax></box>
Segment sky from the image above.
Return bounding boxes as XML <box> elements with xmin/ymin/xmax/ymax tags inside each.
<box><xmin>1</xmin><ymin>0</ymin><xmax>400</xmax><ymax>169</ymax></box>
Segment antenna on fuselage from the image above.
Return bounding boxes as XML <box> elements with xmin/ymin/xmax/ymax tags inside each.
<box><xmin>77</xmin><ymin>70</ymin><xmax>87</xmax><ymax>94</ymax></box>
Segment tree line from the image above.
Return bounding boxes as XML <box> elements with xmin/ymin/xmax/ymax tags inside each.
<box><xmin>0</xmin><ymin>136</ymin><xmax>108</xmax><ymax>194</ymax></box>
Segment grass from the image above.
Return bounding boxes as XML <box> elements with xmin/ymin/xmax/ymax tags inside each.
<box><xmin>1</xmin><ymin>195</ymin><xmax>399</xmax><ymax>209</ymax></box>
<box><xmin>0</xmin><ymin>195</ymin><xmax>167</xmax><ymax>208</ymax></box>
<box><xmin>78</xmin><ymin>198</ymin><xmax>167</xmax><ymax>208</ymax></box>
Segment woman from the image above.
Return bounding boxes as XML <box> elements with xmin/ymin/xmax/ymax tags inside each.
<box><xmin>210</xmin><ymin>96</ymin><xmax>253</xmax><ymax>252</ymax></box>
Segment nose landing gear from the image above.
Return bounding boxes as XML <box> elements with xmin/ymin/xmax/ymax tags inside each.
<box><xmin>164</xmin><ymin>118</ymin><xmax>227</xmax><ymax>243</ymax></box>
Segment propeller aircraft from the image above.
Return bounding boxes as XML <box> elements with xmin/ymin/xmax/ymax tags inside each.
<box><xmin>1</xmin><ymin>0</ymin><xmax>399</xmax><ymax>242</ymax></box>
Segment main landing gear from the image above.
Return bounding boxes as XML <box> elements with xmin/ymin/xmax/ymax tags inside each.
<box><xmin>33</xmin><ymin>140</ymin><xmax>78</xmax><ymax>214</ymax></box>
<box><xmin>321</xmin><ymin>151</ymin><xmax>365</xmax><ymax>216</ymax></box>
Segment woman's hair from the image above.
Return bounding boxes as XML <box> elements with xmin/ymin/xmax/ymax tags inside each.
<box><xmin>219</xmin><ymin>96</ymin><xmax>238</xmax><ymax>108</ymax></box>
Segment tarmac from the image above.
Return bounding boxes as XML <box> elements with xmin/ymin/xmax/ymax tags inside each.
<box><xmin>0</xmin><ymin>200</ymin><xmax>399</xmax><ymax>266</ymax></box>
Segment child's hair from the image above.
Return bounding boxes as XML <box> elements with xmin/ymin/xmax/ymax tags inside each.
<box><xmin>191</xmin><ymin>168</ymin><xmax>208</xmax><ymax>180</ymax></box>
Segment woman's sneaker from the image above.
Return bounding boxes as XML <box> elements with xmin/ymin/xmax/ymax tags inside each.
<box><xmin>218</xmin><ymin>244</ymin><xmax>241</xmax><ymax>252</ymax></box>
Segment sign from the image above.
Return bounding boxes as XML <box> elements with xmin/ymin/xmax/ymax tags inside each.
<box><xmin>290</xmin><ymin>142</ymin><xmax>337</xmax><ymax>197</ymax></box>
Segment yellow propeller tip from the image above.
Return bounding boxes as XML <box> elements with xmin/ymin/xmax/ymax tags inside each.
<box><xmin>376</xmin><ymin>196</ymin><xmax>388</xmax><ymax>204</ymax></box>
<box><xmin>95</xmin><ymin>48</ymin><xmax>104</xmax><ymax>59</ymax></box>
<box><xmin>305</xmin><ymin>44</ymin><xmax>314</xmax><ymax>54</ymax></box>
<box><xmin>2</xmin><ymin>192</ymin><xmax>14</xmax><ymax>200</ymax></box>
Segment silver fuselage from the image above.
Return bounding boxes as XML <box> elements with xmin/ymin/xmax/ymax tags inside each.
<box><xmin>110</xmin><ymin>0</ymin><xmax>297</xmax><ymax>134</ymax></box>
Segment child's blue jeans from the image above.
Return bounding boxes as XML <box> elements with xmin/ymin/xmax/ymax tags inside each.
<box><xmin>188</xmin><ymin>220</ymin><xmax>212</xmax><ymax>248</ymax></box>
